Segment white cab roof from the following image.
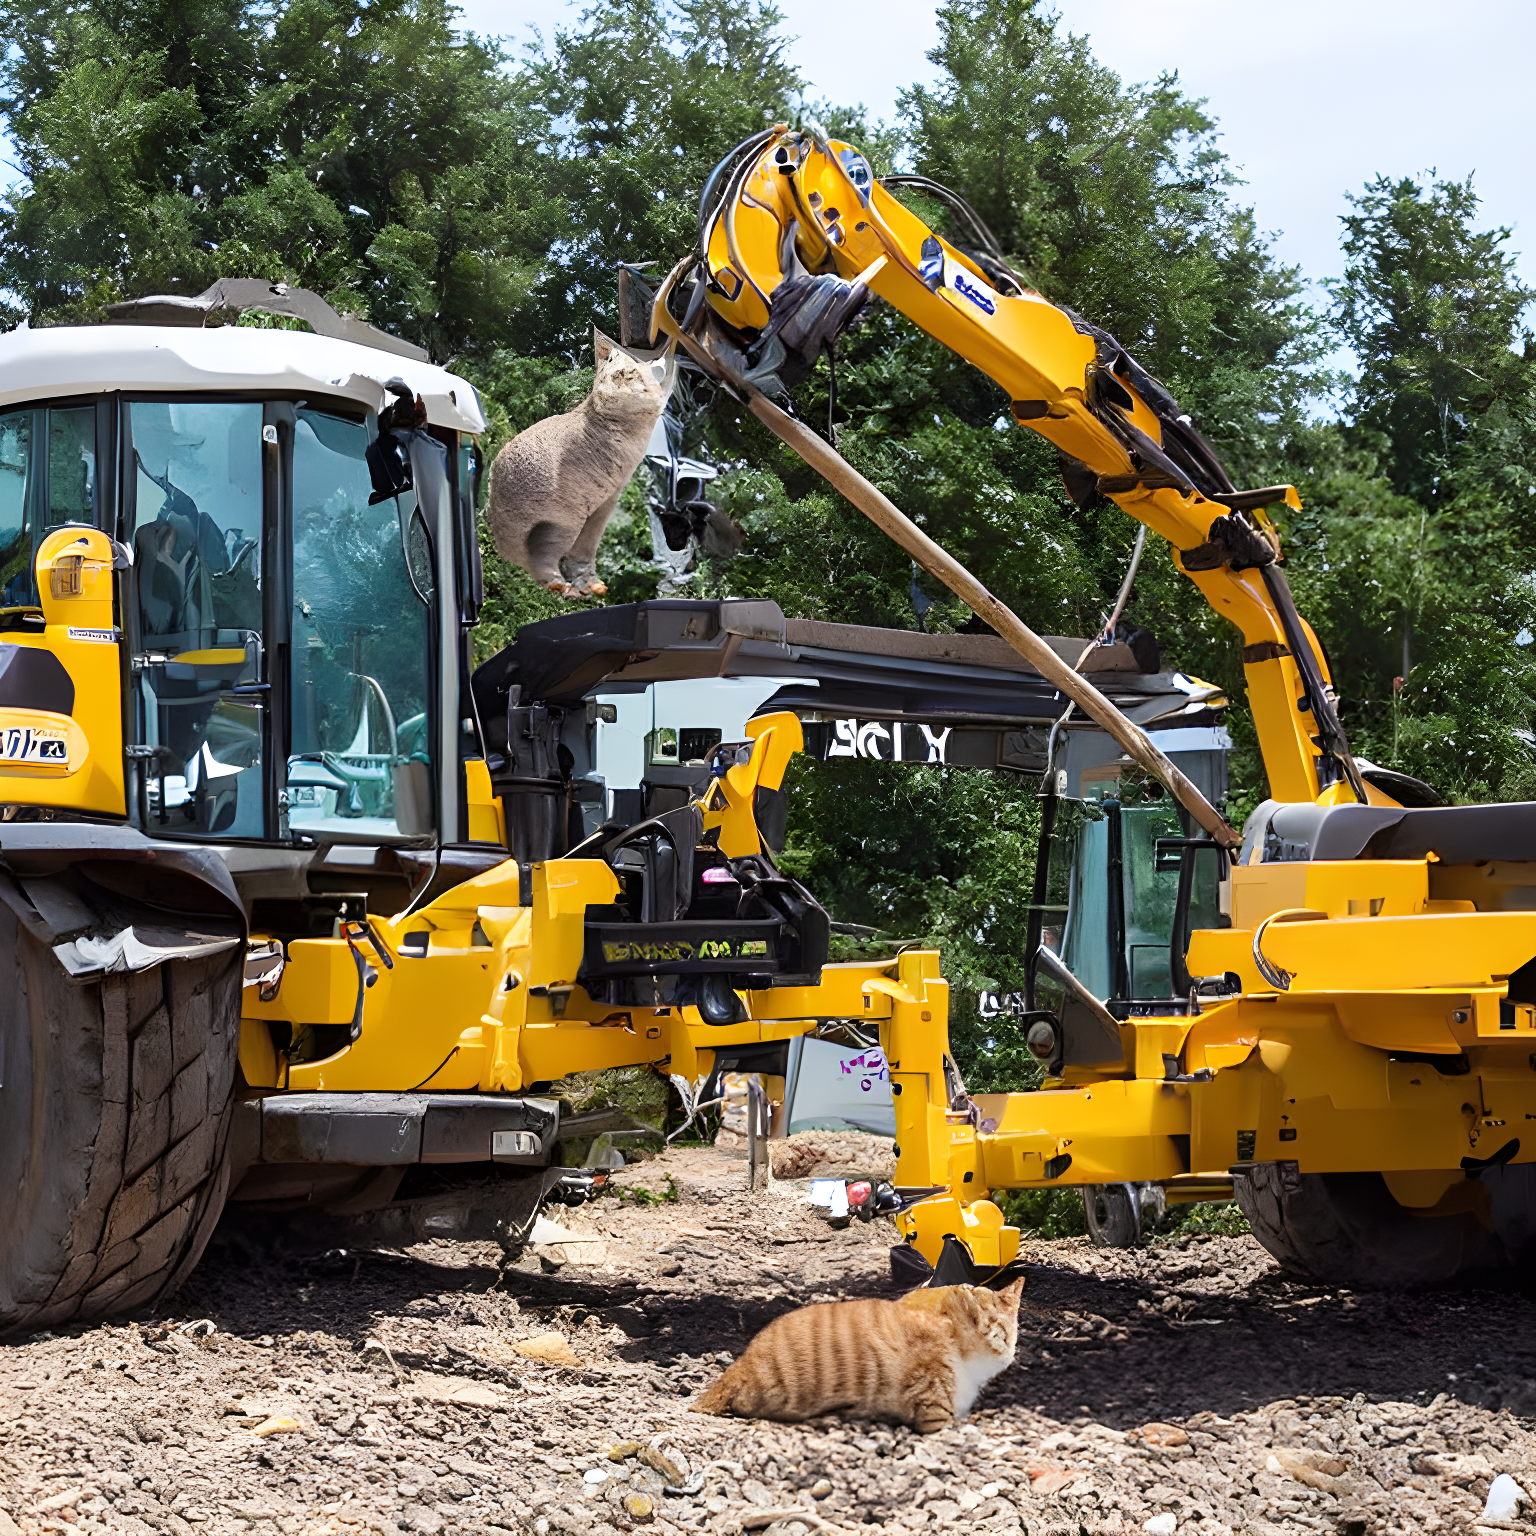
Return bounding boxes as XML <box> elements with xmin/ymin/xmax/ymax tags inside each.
<box><xmin>0</xmin><ymin>322</ymin><xmax>485</xmax><ymax>434</ymax></box>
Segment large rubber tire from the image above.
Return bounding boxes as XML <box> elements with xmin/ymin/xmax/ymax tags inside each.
<box><xmin>0</xmin><ymin>906</ymin><xmax>241</xmax><ymax>1335</ymax></box>
<box><xmin>1234</xmin><ymin>1163</ymin><xmax>1506</xmax><ymax>1288</ymax></box>
<box><xmin>1483</xmin><ymin>1162</ymin><xmax>1536</xmax><ymax>1275</ymax></box>
<box><xmin>1083</xmin><ymin>1184</ymin><xmax>1142</xmax><ymax>1247</ymax></box>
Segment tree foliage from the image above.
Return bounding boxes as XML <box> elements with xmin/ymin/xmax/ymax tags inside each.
<box><xmin>1329</xmin><ymin>174</ymin><xmax>1535</xmax><ymax>508</ymax></box>
<box><xmin>1287</xmin><ymin>174</ymin><xmax>1536</xmax><ymax>802</ymax></box>
<box><xmin>0</xmin><ymin>0</ymin><xmax>559</xmax><ymax>358</ymax></box>
<box><xmin>775</xmin><ymin>754</ymin><xmax>1043</xmax><ymax>1093</ymax></box>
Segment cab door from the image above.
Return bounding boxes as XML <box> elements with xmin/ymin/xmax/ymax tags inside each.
<box><xmin>286</xmin><ymin>407</ymin><xmax>434</xmax><ymax>840</ymax></box>
<box><xmin>125</xmin><ymin>399</ymin><xmax>269</xmax><ymax>838</ymax></box>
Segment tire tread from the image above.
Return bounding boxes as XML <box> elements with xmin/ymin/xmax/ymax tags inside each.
<box><xmin>1235</xmin><ymin>1163</ymin><xmax>1504</xmax><ymax>1288</ymax></box>
<box><xmin>0</xmin><ymin>922</ymin><xmax>239</xmax><ymax>1336</ymax></box>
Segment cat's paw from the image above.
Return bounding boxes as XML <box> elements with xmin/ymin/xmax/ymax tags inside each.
<box><xmin>912</xmin><ymin>1410</ymin><xmax>954</xmax><ymax>1434</ymax></box>
<box><xmin>561</xmin><ymin>563</ymin><xmax>606</xmax><ymax>596</ymax></box>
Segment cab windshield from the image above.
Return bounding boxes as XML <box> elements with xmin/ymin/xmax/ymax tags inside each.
<box><xmin>288</xmin><ymin>408</ymin><xmax>432</xmax><ymax>837</ymax></box>
<box><xmin>1039</xmin><ymin>789</ymin><xmax>1223</xmax><ymax>1006</ymax></box>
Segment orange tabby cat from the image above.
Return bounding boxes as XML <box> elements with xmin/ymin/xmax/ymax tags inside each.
<box><xmin>692</xmin><ymin>1279</ymin><xmax>1024</xmax><ymax>1433</ymax></box>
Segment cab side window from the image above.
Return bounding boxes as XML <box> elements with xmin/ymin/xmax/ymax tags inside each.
<box><xmin>0</xmin><ymin>406</ymin><xmax>98</xmax><ymax>609</ymax></box>
<box><xmin>128</xmin><ymin>401</ymin><xmax>266</xmax><ymax>838</ymax></box>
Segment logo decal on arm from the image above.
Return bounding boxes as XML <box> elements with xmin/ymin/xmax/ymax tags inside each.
<box><xmin>953</xmin><ymin>271</ymin><xmax>997</xmax><ymax>316</ymax></box>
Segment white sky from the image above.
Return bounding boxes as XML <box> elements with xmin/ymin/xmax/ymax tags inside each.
<box><xmin>5</xmin><ymin>0</ymin><xmax>1532</xmax><ymax>312</ymax></box>
<box><xmin>1052</xmin><ymin>0</ymin><xmax>1536</xmax><ymax>297</ymax></box>
<box><xmin>464</xmin><ymin>0</ymin><xmax>1536</xmax><ymax>308</ymax></box>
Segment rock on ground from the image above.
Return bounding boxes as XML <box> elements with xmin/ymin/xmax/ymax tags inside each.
<box><xmin>763</xmin><ymin>1132</ymin><xmax>897</xmax><ymax>1182</ymax></box>
<box><xmin>0</xmin><ymin>1146</ymin><xmax>1533</xmax><ymax>1536</ymax></box>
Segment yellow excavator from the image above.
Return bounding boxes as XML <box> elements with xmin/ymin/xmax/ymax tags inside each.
<box><xmin>0</xmin><ymin>283</ymin><xmax>965</xmax><ymax>1334</ymax></box>
<box><xmin>644</xmin><ymin>126</ymin><xmax>1536</xmax><ymax>1286</ymax></box>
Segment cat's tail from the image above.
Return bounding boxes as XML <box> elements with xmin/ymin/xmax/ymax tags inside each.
<box><xmin>690</xmin><ymin>1369</ymin><xmax>740</xmax><ymax>1416</ymax></box>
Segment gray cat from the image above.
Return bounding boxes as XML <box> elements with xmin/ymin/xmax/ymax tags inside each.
<box><xmin>486</xmin><ymin>330</ymin><xmax>675</xmax><ymax>597</ymax></box>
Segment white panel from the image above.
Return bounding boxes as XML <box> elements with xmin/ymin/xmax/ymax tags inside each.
<box><xmin>592</xmin><ymin>676</ymin><xmax>808</xmax><ymax>791</ymax></box>
<box><xmin>787</xmin><ymin>1037</ymin><xmax>896</xmax><ymax>1137</ymax></box>
<box><xmin>591</xmin><ymin>691</ymin><xmax>652</xmax><ymax>793</ymax></box>
<box><xmin>1147</xmin><ymin>726</ymin><xmax>1233</xmax><ymax>753</ymax></box>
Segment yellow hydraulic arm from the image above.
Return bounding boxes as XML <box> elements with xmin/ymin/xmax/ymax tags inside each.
<box><xmin>670</xmin><ymin>127</ymin><xmax>1378</xmax><ymax>810</ymax></box>
<box><xmin>639</xmin><ymin>129</ymin><xmax>1536</xmax><ymax>1268</ymax></box>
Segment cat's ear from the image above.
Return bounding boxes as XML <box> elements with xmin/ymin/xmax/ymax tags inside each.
<box><xmin>998</xmin><ymin>1277</ymin><xmax>1026</xmax><ymax>1310</ymax></box>
<box><xmin>593</xmin><ymin>327</ymin><xmax>621</xmax><ymax>365</ymax></box>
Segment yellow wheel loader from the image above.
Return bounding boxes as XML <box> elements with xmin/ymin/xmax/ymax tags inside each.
<box><xmin>638</xmin><ymin>126</ymin><xmax>1536</xmax><ymax>1289</ymax></box>
<box><xmin>0</xmin><ymin>282</ymin><xmax>987</xmax><ymax>1334</ymax></box>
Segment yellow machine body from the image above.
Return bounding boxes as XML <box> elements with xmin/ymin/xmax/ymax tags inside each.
<box><xmin>0</xmin><ymin>526</ymin><xmax>125</xmax><ymax>816</ymax></box>
<box><xmin>669</xmin><ymin>128</ymin><xmax>1536</xmax><ymax>1256</ymax></box>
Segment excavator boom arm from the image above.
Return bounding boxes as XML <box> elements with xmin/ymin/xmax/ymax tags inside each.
<box><xmin>678</xmin><ymin>128</ymin><xmax>1371</xmax><ymax>809</ymax></box>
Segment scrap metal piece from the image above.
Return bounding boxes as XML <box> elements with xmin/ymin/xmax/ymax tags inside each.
<box><xmin>104</xmin><ymin>278</ymin><xmax>429</xmax><ymax>362</ymax></box>
<box><xmin>54</xmin><ymin>925</ymin><xmax>240</xmax><ymax>977</ymax></box>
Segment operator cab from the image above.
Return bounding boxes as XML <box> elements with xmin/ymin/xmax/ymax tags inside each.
<box><xmin>0</xmin><ymin>286</ymin><xmax>489</xmax><ymax>926</ymax></box>
<box><xmin>125</xmin><ymin>397</ymin><xmax>443</xmax><ymax>842</ymax></box>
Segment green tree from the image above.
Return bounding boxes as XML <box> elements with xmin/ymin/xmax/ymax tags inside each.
<box><xmin>0</xmin><ymin>15</ymin><xmax>216</xmax><ymax>320</ymax></box>
<box><xmin>1328</xmin><ymin>174</ymin><xmax>1536</xmax><ymax>508</ymax></box>
<box><xmin>1282</xmin><ymin>174</ymin><xmax>1536</xmax><ymax>802</ymax></box>
<box><xmin>776</xmin><ymin>755</ymin><xmax>1044</xmax><ymax>1093</ymax></box>
<box><xmin>515</xmin><ymin>0</ymin><xmax>804</xmax><ymax>356</ymax></box>
<box><xmin>0</xmin><ymin>0</ymin><xmax>559</xmax><ymax>361</ymax></box>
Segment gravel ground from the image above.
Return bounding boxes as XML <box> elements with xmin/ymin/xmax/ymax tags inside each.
<box><xmin>2</xmin><ymin>1145</ymin><xmax>1534</xmax><ymax>1536</ymax></box>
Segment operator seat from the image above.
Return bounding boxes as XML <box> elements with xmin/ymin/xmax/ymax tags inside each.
<box><xmin>134</xmin><ymin>519</ymin><xmax>195</xmax><ymax>636</ymax></box>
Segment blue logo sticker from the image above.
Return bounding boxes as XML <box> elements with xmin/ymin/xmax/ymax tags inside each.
<box><xmin>918</xmin><ymin>236</ymin><xmax>944</xmax><ymax>292</ymax></box>
<box><xmin>837</xmin><ymin>148</ymin><xmax>874</xmax><ymax>204</ymax></box>
<box><xmin>953</xmin><ymin>271</ymin><xmax>996</xmax><ymax>315</ymax></box>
